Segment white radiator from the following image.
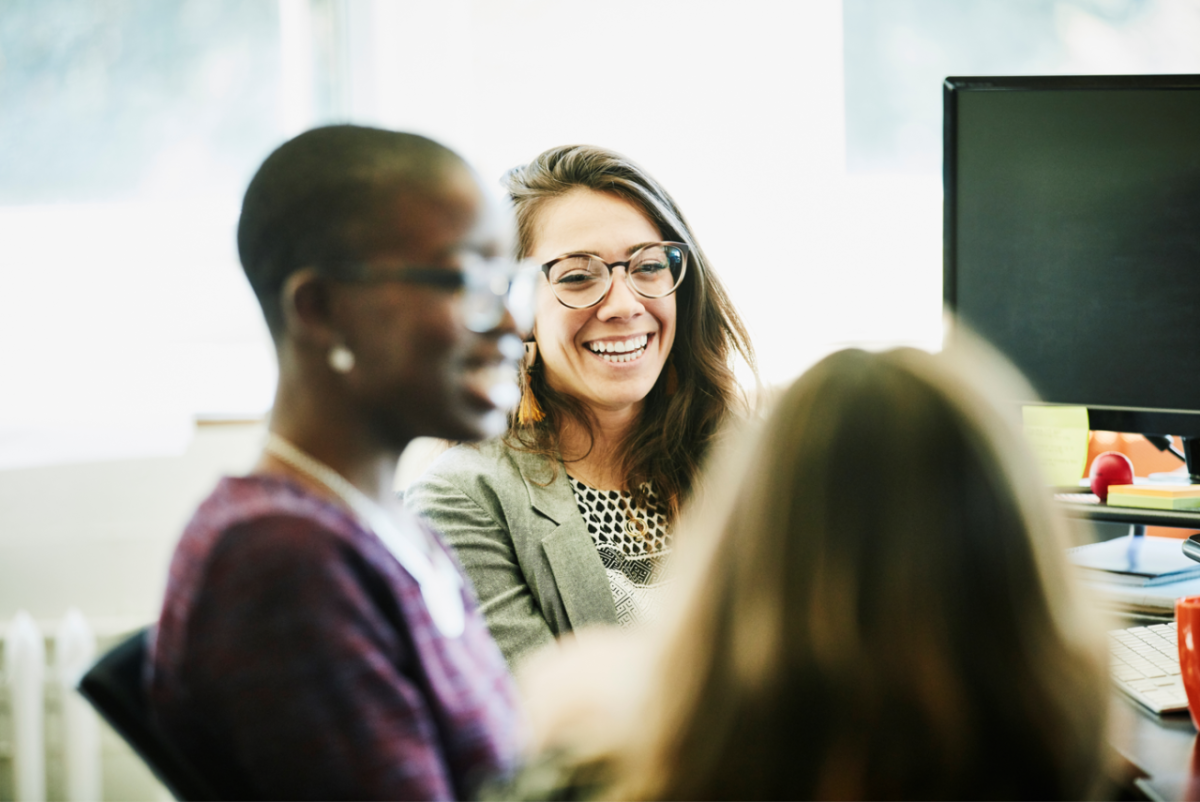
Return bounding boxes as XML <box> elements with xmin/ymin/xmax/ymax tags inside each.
<box><xmin>3</xmin><ymin>610</ymin><xmax>102</xmax><ymax>802</ymax></box>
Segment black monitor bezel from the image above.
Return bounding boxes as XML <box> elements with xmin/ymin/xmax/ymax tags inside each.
<box><xmin>943</xmin><ymin>73</ymin><xmax>1200</xmax><ymax>437</ymax></box>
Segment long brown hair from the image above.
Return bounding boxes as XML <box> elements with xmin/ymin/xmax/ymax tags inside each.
<box><xmin>504</xmin><ymin>145</ymin><xmax>756</xmax><ymax>518</ymax></box>
<box><xmin>614</xmin><ymin>346</ymin><xmax>1110</xmax><ymax>800</ymax></box>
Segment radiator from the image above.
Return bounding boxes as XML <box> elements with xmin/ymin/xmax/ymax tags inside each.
<box><xmin>2</xmin><ymin>610</ymin><xmax>102</xmax><ymax>802</ymax></box>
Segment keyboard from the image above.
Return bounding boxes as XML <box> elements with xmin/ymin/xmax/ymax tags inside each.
<box><xmin>1110</xmin><ymin>622</ymin><xmax>1190</xmax><ymax>714</ymax></box>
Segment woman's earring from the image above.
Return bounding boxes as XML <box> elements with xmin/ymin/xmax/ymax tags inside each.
<box><xmin>517</xmin><ymin>341</ymin><xmax>545</xmax><ymax>425</ymax></box>
<box><xmin>328</xmin><ymin>342</ymin><xmax>356</xmax><ymax>374</ymax></box>
<box><xmin>665</xmin><ymin>358</ymin><xmax>678</xmax><ymax>396</ymax></box>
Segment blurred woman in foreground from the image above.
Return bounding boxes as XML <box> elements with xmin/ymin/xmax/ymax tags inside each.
<box><xmin>148</xmin><ymin>127</ymin><xmax>526</xmax><ymax>800</ymax></box>
<box><xmin>518</xmin><ymin>346</ymin><xmax>1110</xmax><ymax>800</ymax></box>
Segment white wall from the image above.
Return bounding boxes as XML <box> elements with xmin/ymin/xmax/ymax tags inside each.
<box><xmin>0</xmin><ymin>422</ymin><xmax>264</xmax><ymax>629</ymax></box>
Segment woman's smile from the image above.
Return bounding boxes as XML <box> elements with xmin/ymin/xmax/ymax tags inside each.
<box><xmin>584</xmin><ymin>333</ymin><xmax>651</xmax><ymax>363</ymax></box>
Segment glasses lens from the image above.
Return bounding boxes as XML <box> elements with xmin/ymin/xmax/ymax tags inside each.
<box><xmin>461</xmin><ymin>263</ymin><xmax>500</xmax><ymax>332</ymax></box>
<box><xmin>460</xmin><ymin>257</ymin><xmax>539</xmax><ymax>334</ymax></box>
<box><xmin>547</xmin><ymin>256</ymin><xmax>609</xmax><ymax>308</ymax></box>
<box><xmin>506</xmin><ymin>262</ymin><xmax>538</xmax><ymax>336</ymax></box>
<box><xmin>628</xmin><ymin>244</ymin><xmax>685</xmax><ymax>298</ymax></box>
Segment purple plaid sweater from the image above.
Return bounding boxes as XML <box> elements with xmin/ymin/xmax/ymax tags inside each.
<box><xmin>147</xmin><ymin>475</ymin><xmax>521</xmax><ymax>800</ymax></box>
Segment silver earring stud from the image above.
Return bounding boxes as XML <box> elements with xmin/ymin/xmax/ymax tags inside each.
<box><xmin>328</xmin><ymin>343</ymin><xmax>355</xmax><ymax>373</ymax></box>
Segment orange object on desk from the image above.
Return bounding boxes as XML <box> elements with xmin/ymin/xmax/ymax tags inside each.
<box><xmin>1176</xmin><ymin>596</ymin><xmax>1200</xmax><ymax>730</ymax></box>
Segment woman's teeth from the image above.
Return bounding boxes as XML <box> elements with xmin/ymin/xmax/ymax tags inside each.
<box><xmin>597</xmin><ymin>349</ymin><xmax>644</xmax><ymax>363</ymax></box>
<box><xmin>587</xmin><ymin>335</ymin><xmax>649</xmax><ymax>363</ymax></box>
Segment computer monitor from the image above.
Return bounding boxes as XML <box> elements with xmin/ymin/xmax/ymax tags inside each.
<box><xmin>943</xmin><ymin>74</ymin><xmax>1200</xmax><ymax>481</ymax></box>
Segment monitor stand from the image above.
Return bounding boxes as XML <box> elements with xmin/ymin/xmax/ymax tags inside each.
<box><xmin>1186</xmin><ymin>436</ymin><xmax>1200</xmax><ymax>483</ymax></box>
<box><xmin>1145</xmin><ymin>435</ymin><xmax>1200</xmax><ymax>484</ymax></box>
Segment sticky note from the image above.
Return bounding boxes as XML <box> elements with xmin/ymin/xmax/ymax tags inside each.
<box><xmin>1022</xmin><ymin>405</ymin><xmax>1090</xmax><ymax>488</ymax></box>
<box><xmin>1107</xmin><ymin>484</ymin><xmax>1200</xmax><ymax>510</ymax></box>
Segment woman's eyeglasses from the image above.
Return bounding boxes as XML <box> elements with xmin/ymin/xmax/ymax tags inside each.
<box><xmin>322</xmin><ymin>254</ymin><xmax>538</xmax><ymax>334</ymax></box>
<box><xmin>540</xmin><ymin>242</ymin><xmax>688</xmax><ymax>309</ymax></box>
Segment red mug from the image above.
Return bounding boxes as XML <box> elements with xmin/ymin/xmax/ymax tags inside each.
<box><xmin>1177</xmin><ymin>596</ymin><xmax>1200</xmax><ymax>729</ymax></box>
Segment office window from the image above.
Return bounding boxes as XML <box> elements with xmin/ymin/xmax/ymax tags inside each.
<box><xmin>0</xmin><ymin>0</ymin><xmax>284</xmax><ymax>467</ymax></box>
<box><xmin>0</xmin><ymin>0</ymin><xmax>281</xmax><ymax>202</ymax></box>
<box><xmin>845</xmin><ymin>0</ymin><xmax>1200</xmax><ymax>175</ymax></box>
<box><xmin>9</xmin><ymin>0</ymin><xmax>1198</xmax><ymax>470</ymax></box>
<box><xmin>2</xmin><ymin>0</ymin><xmax>848</xmax><ymax>469</ymax></box>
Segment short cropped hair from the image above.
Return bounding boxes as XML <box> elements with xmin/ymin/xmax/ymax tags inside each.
<box><xmin>237</xmin><ymin>125</ymin><xmax>463</xmax><ymax>336</ymax></box>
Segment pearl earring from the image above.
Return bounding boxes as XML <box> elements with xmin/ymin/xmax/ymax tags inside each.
<box><xmin>328</xmin><ymin>343</ymin><xmax>356</xmax><ymax>373</ymax></box>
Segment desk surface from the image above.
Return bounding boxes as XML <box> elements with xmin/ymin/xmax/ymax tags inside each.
<box><xmin>1060</xmin><ymin>500</ymin><xmax>1200</xmax><ymax>530</ymax></box>
<box><xmin>1120</xmin><ymin>695</ymin><xmax>1200</xmax><ymax>801</ymax></box>
<box><xmin>1067</xmin><ymin>513</ymin><xmax>1200</xmax><ymax>798</ymax></box>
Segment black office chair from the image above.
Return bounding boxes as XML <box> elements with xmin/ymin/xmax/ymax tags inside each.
<box><xmin>77</xmin><ymin>627</ymin><xmax>221</xmax><ymax>801</ymax></box>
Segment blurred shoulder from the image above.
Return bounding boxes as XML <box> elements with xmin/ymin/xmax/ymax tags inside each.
<box><xmin>410</xmin><ymin>437</ymin><xmax>556</xmax><ymax>502</ymax></box>
<box><xmin>419</xmin><ymin>437</ymin><xmax>523</xmax><ymax>484</ymax></box>
<box><xmin>409</xmin><ymin>438</ymin><xmax>566</xmax><ymax>513</ymax></box>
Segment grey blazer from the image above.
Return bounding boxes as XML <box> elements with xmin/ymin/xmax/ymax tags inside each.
<box><xmin>405</xmin><ymin>438</ymin><xmax>617</xmax><ymax>667</ymax></box>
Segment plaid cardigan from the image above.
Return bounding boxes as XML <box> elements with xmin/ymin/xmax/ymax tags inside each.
<box><xmin>147</xmin><ymin>475</ymin><xmax>521</xmax><ymax>800</ymax></box>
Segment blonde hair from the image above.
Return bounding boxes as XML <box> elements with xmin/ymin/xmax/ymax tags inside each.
<box><xmin>603</xmin><ymin>346</ymin><xmax>1110</xmax><ymax>800</ymax></box>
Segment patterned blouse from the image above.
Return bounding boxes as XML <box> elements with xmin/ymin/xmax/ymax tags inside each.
<box><xmin>567</xmin><ymin>476</ymin><xmax>673</xmax><ymax>627</ymax></box>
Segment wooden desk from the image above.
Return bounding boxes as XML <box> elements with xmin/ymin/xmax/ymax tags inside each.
<box><xmin>1118</xmin><ymin>695</ymin><xmax>1200</xmax><ymax>800</ymax></box>
<box><xmin>1060</xmin><ymin>501</ymin><xmax>1200</xmax><ymax>531</ymax></box>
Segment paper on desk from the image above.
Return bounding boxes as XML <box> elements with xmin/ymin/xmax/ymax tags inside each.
<box><xmin>1085</xmin><ymin>575</ymin><xmax>1200</xmax><ymax>614</ymax></box>
<box><xmin>1023</xmin><ymin>405</ymin><xmax>1089</xmax><ymax>487</ymax></box>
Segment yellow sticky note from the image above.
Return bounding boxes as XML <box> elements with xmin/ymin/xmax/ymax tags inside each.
<box><xmin>1022</xmin><ymin>405</ymin><xmax>1090</xmax><ymax>488</ymax></box>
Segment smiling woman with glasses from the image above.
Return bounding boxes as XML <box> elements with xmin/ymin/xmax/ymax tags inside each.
<box><xmin>407</xmin><ymin>145</ymin><xmax>756</xmax><ymax>669</ymax></box>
